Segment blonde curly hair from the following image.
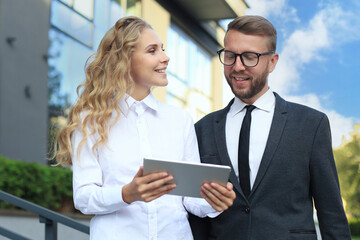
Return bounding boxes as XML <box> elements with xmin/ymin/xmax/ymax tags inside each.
<box><xmin>54</xmin><ymin>16</ymin><xmax>152</xmax><ymax>166</ymax></box>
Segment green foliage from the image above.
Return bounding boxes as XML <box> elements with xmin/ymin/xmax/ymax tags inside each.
<box><xmin>0</xmin><ymin>155</ymin><xmax>74</xmax><ymax>212</ymax></box>
<box><xmin>349</xmin><ymin>218</ymin><xmax>360</xmax><ymax>237</ymax></box>
<box><xmin>334</xmin><ymin>125</ymin><xmax>360</xmax><ymax>217</ymax></box>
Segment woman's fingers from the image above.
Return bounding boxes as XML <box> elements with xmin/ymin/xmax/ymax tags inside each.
<box><xmin>141</xmin><ymin>182</ymin><xmax>176</xmax><ymax>202</ymax></box>
<box><xmin>226</xmin><ymin>182</ymin><xmax>234</xmax><ymax>191</ymax></box>
<box><xmin>201</xmin><ymin>183</ymin><xmax>228</xmax><ymax>211</ymax></box>
<box><xmin>143</xmin><ymin>188</ymin><xmax>174</xmax><ymax>202</ymax></box>
<box><xmin>139</xmin><ymin>173</ymin><xmax>176</xmax><ymax>201</ymax></box>
<box><xmin>123</xmin><ymin>169</ymin><xmax>176</xmax><ymax>203</ymax></box>
<box><xmin>200</xmin><ymin>187</ymin><xmax>225</xmax><ymax>212</ymax></box>
<box><xmin>143</xmin><ymin>172</ymin><xmax>173</xmax><ymax>186</ymax></box>
<box><xmin>201</xmin><ymin>181</ymin><xmax>236</xmax><ymax>211</ymax></box>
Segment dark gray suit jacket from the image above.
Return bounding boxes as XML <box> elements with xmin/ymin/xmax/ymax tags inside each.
<box><xmin>189</xmin><ymin>92</ymin><xmax>351</xmax><ymax>240</ymax></box>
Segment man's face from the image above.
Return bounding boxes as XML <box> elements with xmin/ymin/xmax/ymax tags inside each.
<box><xmin>223</xmin><ymin>30</ymin><xmax>278</xmax><ymax>104</ymax></box>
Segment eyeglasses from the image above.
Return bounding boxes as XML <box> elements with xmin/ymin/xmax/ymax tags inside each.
<box><xmin>217</xmin><ymin>48</ymin><xmax>275</xmax><ymax>67</ymax></box>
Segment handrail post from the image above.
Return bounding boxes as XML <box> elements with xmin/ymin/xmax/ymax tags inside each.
<box><xmin>39</xmin><ymin>216</ymin><xmax>58</xmax><ymax>240</ymax></box>
<box><xmin>0</xmin><ymin>190</ymin><xmax>89</xmax><ymax>238</ymax></box>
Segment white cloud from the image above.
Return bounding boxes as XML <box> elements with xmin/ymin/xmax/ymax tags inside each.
<box><xmin>245</xmin><ymin>0</ymin><xmax>299</xmax><ymax>23</ymax></box>
<box><xmin>269</xmin><ymin>2</ymin><xmax>360</xmax><ymax>146</ymax></box>
<box><xmin>223</xmin><ymin>0</ymin><xmax>360</xmax><ymax>147</ymax></box>
<box><xmin>246</xmin><ymin>0</ymin><xmax>360</xmax><ymax>95</ymax></box>
<box><xmin>270</xmin><ymin>10</ymin><xmax>331</xmax><ymax>95</ymax></box>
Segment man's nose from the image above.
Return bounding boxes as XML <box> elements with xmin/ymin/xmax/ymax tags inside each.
<box><xmin>233</xmin><ymin>55</ymin><xmax>246</xmax><ymax>71</ymax></box>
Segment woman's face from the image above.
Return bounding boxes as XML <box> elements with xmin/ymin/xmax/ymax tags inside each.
<box><xmin>130</xmin><ymin>28</ymin><xmax>170</xmax><ymax>101</ymax></box>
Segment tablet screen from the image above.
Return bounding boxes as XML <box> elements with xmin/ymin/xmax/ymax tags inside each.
<box><xmin>143</xmin><ymin>158</ymin><xmax>231</xmax><ymax>198</ymax></box>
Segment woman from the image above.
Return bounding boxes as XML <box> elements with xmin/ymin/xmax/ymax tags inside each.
<box><xmin>54</xmin><ymin>16</ymin><xmax>235</xmax><ymax>239</ymax></box>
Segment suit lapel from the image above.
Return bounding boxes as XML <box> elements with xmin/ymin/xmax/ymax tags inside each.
<box><xmin>250</xmin><ymin>93</ymin><xmax>288</xmax><ymax>197</ymax></box>
<box><xmin>213</xmin><ymin>99</ymin><xmax>243</xmax><ymax>195</ymax></box>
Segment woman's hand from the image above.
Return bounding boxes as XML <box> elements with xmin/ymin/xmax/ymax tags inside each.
<box><xmin>122</xmin><ymin>166</ymin><xmax>176</xmax><ymax>204</ymax></box>
<box><xmin>200</xmin><ymin>182</ymin><xmax>236</xmax><ymax>212</ymax></box>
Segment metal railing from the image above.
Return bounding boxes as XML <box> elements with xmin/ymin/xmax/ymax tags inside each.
<box><xmin>0</xmin><ymin>190</ymin><xmax>89</xmax><ymax>240</ymax></box>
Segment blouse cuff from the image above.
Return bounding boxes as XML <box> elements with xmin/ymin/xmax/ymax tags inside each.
<box><xmin>102</xmin><ymin>185</ymin><xmax>129</xmax><ymax>209</ymax></box>
<box><xmin>183</xmin><ymin>197</ymin><xmax>222</xmax><ymax>218</ymax></box>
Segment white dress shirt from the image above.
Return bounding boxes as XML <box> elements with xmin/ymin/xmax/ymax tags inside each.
<box><xmin>71</xmin><ymin>92</ymin><xmax>217</xmax><ymax>240</ymax></box>
<box><xmin>225</xmin><ymin>89</ymin><xmax>275</xmax><ymax>188</ymax></box>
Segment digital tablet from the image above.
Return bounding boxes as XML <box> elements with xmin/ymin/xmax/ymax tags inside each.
<box><xmin>143</xmin><ymin>158</ymin><xmax>231</xmax><ymax>198</ymax></box>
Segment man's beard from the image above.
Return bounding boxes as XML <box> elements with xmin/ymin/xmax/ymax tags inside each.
<box><xmin>226</xmin><ymin>67</ymin><xmax>269</xmax><ymax>101</ymax></box>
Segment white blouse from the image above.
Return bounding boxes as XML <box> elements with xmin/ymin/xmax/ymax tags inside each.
<box><xmin>72</xmin><ymin>92</ymin><xmax>217</xmax><ymax>240</ymax></box>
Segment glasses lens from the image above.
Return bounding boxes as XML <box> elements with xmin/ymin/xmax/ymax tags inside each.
<box><xmin>219</xmin><ymin>51</ymin><xmax>260</xmax><ymax>67</ymax></box>
<box><xmin>242</xmin><ymin>52</ymin><xmax>258</xmax><ymax>67</ymax></box>
<box><xmin>220</xmin><ymin>51</ymin><xmax>235</xmax><ymax>65</ymax></box>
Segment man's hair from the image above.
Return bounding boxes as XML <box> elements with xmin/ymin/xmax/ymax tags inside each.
<box><xmin>227</xmin><ymin>15</ymin><xmax>277</xmax><ymax>51</ymax></box>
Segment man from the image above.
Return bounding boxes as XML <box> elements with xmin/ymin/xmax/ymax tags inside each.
<box><xmin>189</xmin><ymin>15</ymin><xmax>351</xmax><ymax>240</ymax></box>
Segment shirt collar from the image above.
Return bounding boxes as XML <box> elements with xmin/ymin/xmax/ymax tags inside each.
<box><xmin>253</xmin><ymin>89</ymin><xmax>275</xmax><ymax>112</ymax></box>
<box><xmin>120</xmin><ymin>91</ymin><xmax>159</xmax><ymax>115</ymax></box>
<box><xmin>141</xmin><ymin>92</ymin><xmax>159</xmax><ymax>112</ymax></box>
<box><xmin>229</xmin><ymin>89</ymin><xmax>275</xmax><ymax>117</ymax></box>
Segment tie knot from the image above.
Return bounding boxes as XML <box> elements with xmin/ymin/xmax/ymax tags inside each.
<box><xmin>245</xmin><ymin>105</ymin><xmax>256</xmax><ymax>113</ymax></box>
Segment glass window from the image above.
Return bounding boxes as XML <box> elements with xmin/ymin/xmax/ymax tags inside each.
<box><xmin>48</xmin><ymin>0</ymin><xmax>129</xmax><ymax>160</ymax></box>
<box><xmin>51</xmin><ymin>0</ymin><xmax>94</xmax><ymax>47</ymax></box>
<box><xmin>167</xmin><ymin>23</ymin><xmax>213</xmax><ymax>120</ymax></box>
<box><xmin>110</xmin><ymin>1</ymin><xmax>124</xmax><ymax>26</ymax></box>
<box><xmin>48</xmin><ymin>29</ymin><xmax>93</xmax><ymax>106</ymax></box>
<box><xmin>59</xmin><ymin>0</ymin><xmax>72</xmax><ymax>6</ymax></box>
<box><xmin>73</xmin><ymin>0</ymin><xmax>94</xmax><ymax>19</ymax></box>
<box><xmin>218</xmin><ymin>19</ymin><xmax>232</xmax><ymax>30</ymax></box>
<box><xmin>59</xmin><ymin>0</ymin><xmax>94</xmax><ymax>20</ymax></box>
<box><xmin>49</xmin><ymin>0</ymin><xmax>125</xmax><ymax>110</ymax></box>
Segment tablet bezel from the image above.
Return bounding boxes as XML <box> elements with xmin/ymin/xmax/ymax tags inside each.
<box><xmin>143</xmin><ymin>158</ymin><xmax>231</xmax><ymax>198</ymax></box>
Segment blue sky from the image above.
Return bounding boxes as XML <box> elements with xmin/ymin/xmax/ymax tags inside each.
<box><xmin>224</xmin><ymin>0</ymin><xmax>360</xmax><ymax>147</ymax></box>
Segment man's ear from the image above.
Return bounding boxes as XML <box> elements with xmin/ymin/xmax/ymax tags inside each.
<box><xmin>268</xmin><ymin>53</ymin><xmax>279</xmax><ymax>73</ymax></box>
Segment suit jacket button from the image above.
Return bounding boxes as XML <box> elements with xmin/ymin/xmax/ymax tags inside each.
<box><xmin>244</xmin><ymin>207</ymin><xmax>250</xmax><ymax>213</ymax></box>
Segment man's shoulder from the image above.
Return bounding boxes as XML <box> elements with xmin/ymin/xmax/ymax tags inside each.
<box><xmin>274</xmin><ymin>92</ymin><xmax>326</xmax><ymax>118</ymax></box>
<box><xmin>285</xmin><ymin>100</ymin><xmax>326</xmax><ymax>118</ymax></box>
<box><xmin>196</xmin><ymin>108</ymin><xmax>227</xmax><ymax>126</ymax></box>
<box><xmin>196</xmin><ymin>99</ymin><xmax>234</xmax><ymax>126</ymax></box>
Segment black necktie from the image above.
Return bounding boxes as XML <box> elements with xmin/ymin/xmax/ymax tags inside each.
<box><xmin>238</xmin><ymin>105</ymin><xmax>256</xmax><ymax>197</ymax></box>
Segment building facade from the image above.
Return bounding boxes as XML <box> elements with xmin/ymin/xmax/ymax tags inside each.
<box><xmin>0</xmin><ymin>0</ymin><xmax>248</xmax><ymax>164</ymax></box>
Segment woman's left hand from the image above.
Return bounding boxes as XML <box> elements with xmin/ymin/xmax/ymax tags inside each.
<box><xmin>200</xmin><ymin>182</ymin><xmax>236</xmax><ymax>212</ymax></box>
